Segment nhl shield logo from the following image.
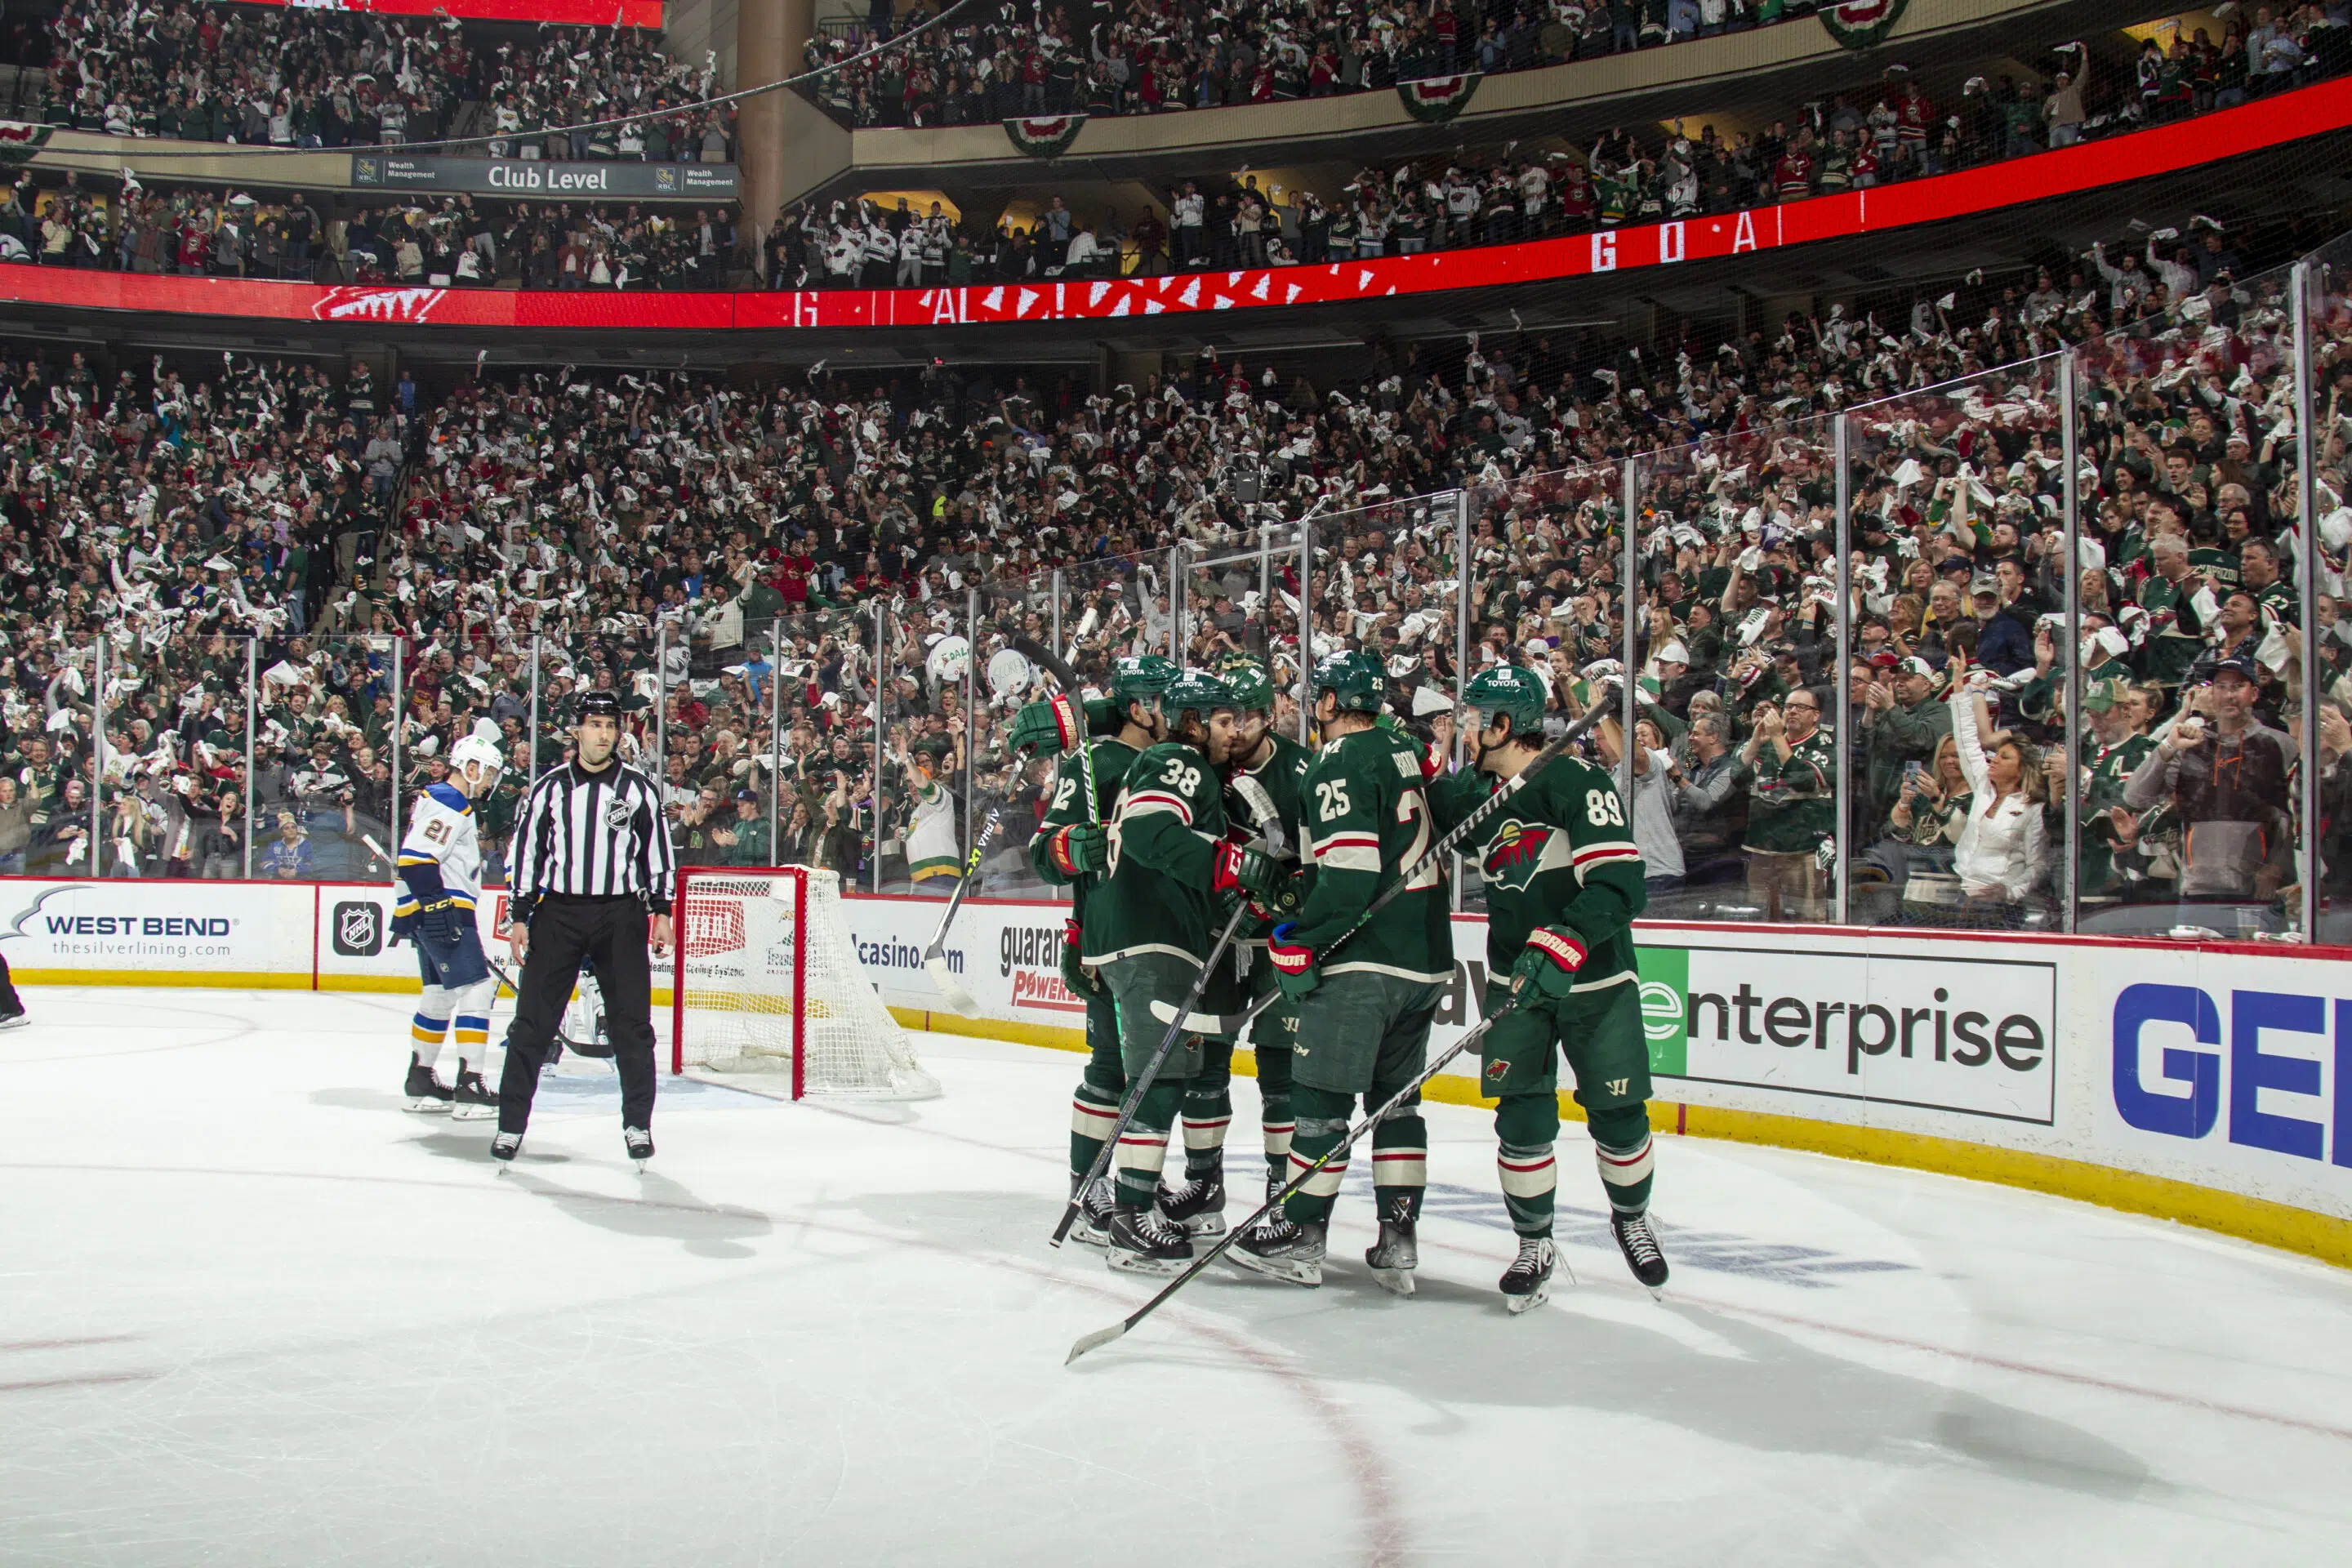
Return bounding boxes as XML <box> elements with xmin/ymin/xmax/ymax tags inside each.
<box><xmin>605</xmin><ymin>800</ymin><xmax>634</xmax><ymax>830</ymax></box>
<box><xmin>332</xmin><ymin>900</ymin><xmax>383</xmax><ymax>957</ymax></box>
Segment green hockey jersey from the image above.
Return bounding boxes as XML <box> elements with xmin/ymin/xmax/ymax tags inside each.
<box><xmin>1285</xmin><ymin>725</ymin><xmax>1451</xmax><ymax>985</ymax></box>
<box><xmin>1223</xmin><ymin>731</ymin><xmax>1314</xmax><ymax>941</ymax></box>
<box><xmin>1091</xmin><ymin>740</ymin><xmax>1227</xmax><ymax>964</ymax></box>
<box><xmin>1432</xmin><ymin>755</ymin><xmax>1646</xmax><ymax>991</ymax></box>
<box><xmin>1028</xmin><ymin>736</ymin><xmax>1143</xmax><ymax>932</ymax></box>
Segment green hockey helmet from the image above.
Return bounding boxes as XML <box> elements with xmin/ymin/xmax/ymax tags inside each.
<box><xmin>1462</xmin><ymin>664</ymin><xmax>1549</xmax><ymax>741</ymax></box>
<box><xmin>1107</xmin><ymin>653</ymin><xmax>1181</xmax><ymax>710</ymax></box>
<box><xmin>1162</xmin><ymin>668</ymin><xmax>1238</xmax><ymax>727</ymax></box>
<box><xmin>1214</xmin><ymin>655</ymin><xmax>1274</xmax><ymax>714</ymax></box>
<box><xmin>1309</xmin><ymin>648</ymin><xmax>1388</xmax><ymax>715</ymax></box>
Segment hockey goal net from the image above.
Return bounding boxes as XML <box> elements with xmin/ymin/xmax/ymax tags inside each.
<box><xmin>670</xmin><ymin>866</ymin><xmax>940</xmax><ymax>1099</ymax></box>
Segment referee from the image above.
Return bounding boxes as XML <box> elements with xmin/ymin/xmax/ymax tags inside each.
<box><xmin>494</xmin><ymin>689</ymin><xmax>677</xmax><ymax>1165</ymax></box>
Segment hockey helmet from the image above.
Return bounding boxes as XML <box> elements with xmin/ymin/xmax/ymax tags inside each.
<box><xmin>1107</xmin><ymin>653</ymin><xmax>1181</xmax><ymax>710</ymax></box>
<box><xmin>1462</xmin><ymin>665</ymin><xmax>1548</xmax><ymax>741</ymax></box>
<box><xmin>1309</xmin><ymin>648</ymin><xmax>1388</xmax><ymax>715</ymax></box>
<box><xmin>448</xmin><ymin>719</ymin><xmax>506</xmax><ymax>780</ymax></box>
<box><xmin>1162</xmin><ymin>668</ymin><xmax>1238</xmax><ymax>728</ymax></box>
<box><xmin>1214</xmin><ymin>655</ymin><xmax>1275</xmax><ymax>714</ymax></box>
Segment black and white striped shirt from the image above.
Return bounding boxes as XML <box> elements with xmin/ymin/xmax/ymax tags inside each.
<box><xmin>508</xmin><ymin>760</ymin><xmax>678</xmax><ymax>923</ymax></box>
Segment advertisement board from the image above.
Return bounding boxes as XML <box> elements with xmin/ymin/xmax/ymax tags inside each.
<box><xmin>0</xmin><ymin>878</ymin><xmax>314</xmax><ymax>982</ymax></box>
<box><xmin>1636</xmin><ymin>942</ymin><xmax>2058</xmax><ymax>1125</ymax></box>
<box><xmin>7</xmin><ymin>874</ymin><xmax>2346</xmax><ymax>1246</ymax></box>
<box><xmin>351</xmin><ymin>154</ymin><xmax>738</xmax><ymax>200</ymax></box>
<box><xmin>0</xmin><ymin>77</ymin><xmax>2338</xmax><ymax>332</ymax></box>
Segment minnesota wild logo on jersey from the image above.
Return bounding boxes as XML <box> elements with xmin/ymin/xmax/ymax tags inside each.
<box><xmin>1433</xmin><ymin>753</ymin><xmax>1643</xmax><ymax>988</ymax></box>
<box><xmin>1482</xmin><ymin>818</ymin><xmax>1569</xmax><ymax>895</ymax></box>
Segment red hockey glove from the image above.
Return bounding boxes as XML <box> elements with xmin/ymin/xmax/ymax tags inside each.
<box><xmin>1045</xmin><ymin>822</ymin><xmax>1107</xmax><ymax>877</ymax></box>
<box><xmin>1510</xmin><ymin>924</ymin><xmax>1587</xmax><ymax>1000</ymax></box>
<box><xmin>1267</xmin><ymin>923</ymin><xmax>1319</xmax><ymax>1000</ymax></box>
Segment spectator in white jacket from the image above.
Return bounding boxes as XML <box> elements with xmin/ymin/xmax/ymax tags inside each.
<box><xmin>1949</xmin><ymin>670</ymin><xmax>2051</xmax><ymax>914</ymax></box>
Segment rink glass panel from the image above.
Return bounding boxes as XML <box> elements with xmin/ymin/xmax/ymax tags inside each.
<box><xmin>2067</xmin><ymin>253</ymin><xmax>2310</xmax><ymax>941</ymax></box>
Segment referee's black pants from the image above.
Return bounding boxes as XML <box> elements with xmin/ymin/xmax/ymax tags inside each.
<box><xmin>500</xmin><ymin>894</ymin><xmax>657</xmax><ymax>1136</ymax></box>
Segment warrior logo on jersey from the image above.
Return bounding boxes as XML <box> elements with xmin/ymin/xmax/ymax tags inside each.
<box><xmin>1482</xmin><ymin>819</ymin><xmax>1559</xmax><ymax>895</ymax></box>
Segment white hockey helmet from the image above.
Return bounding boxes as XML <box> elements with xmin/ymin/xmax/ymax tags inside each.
<box><xmin>448</xmin><ymin>719</ymin><xmax>505</xmax><ymax>782</ymax></box>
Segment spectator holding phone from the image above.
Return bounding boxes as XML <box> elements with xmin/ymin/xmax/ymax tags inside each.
<box><xmin>2124</xmin><ymin>654</ymin><xmax>2295</xmax><ymax>900</ymax></box>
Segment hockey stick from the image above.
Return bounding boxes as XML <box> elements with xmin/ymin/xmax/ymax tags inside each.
<box><xmin>1147</xmin><ymin>686</ymin><xmax>1619</xmax><ymax>1038</ymax></box>
<box><xmin>1009</xmin><ymin>634</ymin><xmax>1098</xmax><ymax>827</ymax></box>
<box><xmin>1067</xmin><ymin>989</ymin><xmax>1531</xmax><ymax>1364</ymax></box>
<box><xmin>488</xmin><ymin>957</ymin><xmax>612</xmax><ymax>1057</ymax></box>
<box><xmin>921</xmin><ymin>804</ymin><xmax>1002</xmax><ymax>1017</ymax></box>
<box><xmin>1047</xmin><ymin>894</ymin><xmax>1256</xmax><ymax>1249</ymax></box>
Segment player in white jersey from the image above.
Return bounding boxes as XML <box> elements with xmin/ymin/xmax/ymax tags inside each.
<box><xmin>395</xmin><ymin>720</ymin><xmax>506</xmax><ymax>1120</ymax></box>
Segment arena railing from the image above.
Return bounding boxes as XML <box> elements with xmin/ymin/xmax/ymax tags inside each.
<box><xmin>0</xmin><ymin>74</ymin><xmax>2338</xmax><ymax>333</ymax></box>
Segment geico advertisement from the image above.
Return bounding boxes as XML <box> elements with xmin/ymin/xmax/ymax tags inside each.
<box><xmin>2096</xmin><ymin>947</ymin><xmax>2352</xmax><ymax>1213</ymax></box>
<box><xmin>1634</xmin><ymin>943</ymin><xmax>2060</xmax><ymax>1125</ymax></box>
<box><xmin>0</xmin><ymin>879</ymin><xmax>310</xmax><ymax>973</ymax></box>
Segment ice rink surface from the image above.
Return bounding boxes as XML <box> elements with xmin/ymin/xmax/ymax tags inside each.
<box><xmin>2</xmin><ymin>986</ymin><xmax>2349</xmax><ymax>1567</ymax></box>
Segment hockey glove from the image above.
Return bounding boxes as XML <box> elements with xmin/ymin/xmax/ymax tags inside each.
<box><xmin>1044</xmin><ymin>822</ymin><xmax>1109</xmax><ymax>878</ymax></box>
<box><xmin>1009</xmin><ymin>694</ymin><xmax>1084</xmax><ymax>758</ymax></box>
<box><xmin>1211</xmin><ymin>840</ymin><xmax>1283</xmax><ymax>901</ymax></box>
<box><xmin>415</xmin><ymin>897</ymin><xmax>465</xmax><ymax>951</ymax></box>
<box><xmin>1509</xmin><ymin>924</ymin><xmax>1587</xmax><ymax>1001</ymax></box>
<box><xmin>1267</xmin><ymin>923</ymin><xmax>1320</xmax><ymax>1000</ymax></box>
<box><xmin>1058</xmin><ymin>918</ymin><xmax>1101</xmax><ymax>997</ymax></box>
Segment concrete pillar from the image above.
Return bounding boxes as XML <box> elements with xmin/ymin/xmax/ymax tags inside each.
<box><xmin>737</xmin><ymin>0</ymin><xmax>806</xmax><ymax>250</ymax></box>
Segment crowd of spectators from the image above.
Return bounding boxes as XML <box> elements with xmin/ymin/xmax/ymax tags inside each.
<box><xmin>0</xmin><ymin>172</ymin><xmax>740</xmax><ymax>289</ymax></box>
<box><xmin>802</xmin><ymin>2</ymin><xmax>2352</xmax><ymax>130</ymax></box>
<box><xmin>801</xmin><ymin>0</ymin><xmax>1840</xmax><ymax>128</ymax></box>
<box><xmin>0</xmin><ymin>347</ymin><xmax>412</xmax><ymax>880</ymax></box>
<box><xmin>769</xmin><ymin>29</ymin><xmax>2352</xmax><ymax>289</ymax></box>
<box><xmin>1</xmin><ymin>197</ymin><xmax>2348</xmax><ymax>939</ymax></box>
<box><xmin>26</xmin><ymin>2</ymin><xmax>733</xmax><ymax>160</ymax></box>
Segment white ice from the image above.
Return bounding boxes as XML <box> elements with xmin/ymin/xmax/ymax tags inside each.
<box><xmin>2</xmin><ymin>986</ymin><xmax>2350</xmax><ymax>1567</ymax></box>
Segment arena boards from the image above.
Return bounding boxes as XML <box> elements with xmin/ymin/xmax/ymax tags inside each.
<box><xmin>0</xmin><ymin>74</ymin><xmax>2344</xmax><ymax>332</ymax></box>
<box><xmin>4</xmin><ymin>874</ymin><xmax>2345</xmax><ymax>1270</ymax></box>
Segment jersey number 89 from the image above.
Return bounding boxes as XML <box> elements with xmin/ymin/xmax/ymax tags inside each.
<box><xmin>1585</xmin><ymin>788</ymin><xmax>1626</xmax><ymax>827</ymax></box>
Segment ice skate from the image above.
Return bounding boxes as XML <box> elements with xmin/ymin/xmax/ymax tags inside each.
<box><xmin>1066</xmin><ymin>1174</ymin><xmax>1116</xmax><ymax>1248</ymax></box>
<box><xmin>1227</xmin><ymin>1213</ymin><xmax>1325</xmax><ymax>1286</ymax></box>
<box><xmin>1155</xmin><ymin>1174</ymin><xmax>1227</xmax><ymax>1239</ymax></box>
<box><xmin>490</xmin><ymin>1131</ymin><xmax>521</xmax><ymax>1163</ymax></box>
<box><xmin>1612</xmin><ymin>1209</ymin><xmax>1669</xmax><ymax>1295</ymax></box>
<box><xmin>624</xmin><ymin>1126</ymin><xmax>653</xmax><ymax>1165</ymax></box>
<box><xmin>450</xmin><ymin>1064</ymin><xmax>498</xmax><ymax>1121</ymax></box>
<box><xmin>1501</xmin><ymin>1236</ymin><xmax>1556</xmax><ymax>1314</ymax></box>
<box><xmin>403</xmin><ymin>1054</ymin><xmax>452</xmax><ymax>1113</ymax></box>
<box><xmin>1105</xmin><ymin>1205</ymin><xmax>1194</xmax><ymax>1276</ymax></box>
<box><xmin>1364</xmin><ymin>1218</ymin><xmax>1418</xmax><ymax>1297</ymax></box>
<box><xmin>0</xmin><ymin>1007</ymin><xmax>29</xmax><ymax>1031</ymax></box>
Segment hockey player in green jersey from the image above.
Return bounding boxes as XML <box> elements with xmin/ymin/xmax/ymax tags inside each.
<box><xmin>1086</xmin><ymin>667</ymin><xmax>1247</xmax><ymax>1274</ymax></box>
<box><xmin>1020</xmin><ymin>653</ymin><xmax>1177</xmax><ymax>1249</ymax></box>
<box><xmin>1430</xmin><ymin>664</ymin><xmax>1668</xmax><ymax>1310</ymax></box>
<box><xmin>1230</xmin><ymin>649</ymin><xmax>1453</xmax><ymax>1294</ymax></box>
<box><xmin>1158</xmin><ymin>656</ymin><xmax>1312</xmax><ymax>1241</ymax></box>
